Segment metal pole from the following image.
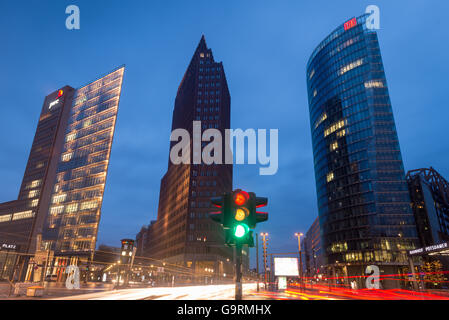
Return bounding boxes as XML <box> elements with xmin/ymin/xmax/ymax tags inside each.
<box><xmin>262</xmin><ymin>234</ymin><xmax>268</xmax><ymax>290</ymax></box>
<box><xmin>300</xmin><ymin>238</ymin><xmax>302</xmax><ymax>289</ymax></box>
<box><xmin>235</xmin><ymin>243</ymin><xmax>243</xmax><ymax>300</ymax></box>
<box><xmin>296</xmin><ymin>235</ymin><xmax>304</xmax><ymax>291</ymax></box>
<box><xmin>270</xmin><ymin>254</ymin><xmax>275</xmax><ymax>291</ymax></box>
<box><xmin>41</xmin><ymin>248</ymin><xmax>51</xmax><ymax>284</ymax></box>
<box><xmin>256</xmin><ymin>232</ymin><xmax>259</xmax><ymax>292</ymax></box>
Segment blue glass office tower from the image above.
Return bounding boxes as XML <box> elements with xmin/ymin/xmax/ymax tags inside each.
<box><xmin>306</xmin><ymin>15</ymin><xmax>419</xmax><ymax>288</ymax></box>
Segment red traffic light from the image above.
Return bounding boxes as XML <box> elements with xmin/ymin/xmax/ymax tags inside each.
<box><xmin>234</xmin><ymin>191</ymin><xmax>249</xmax><ymax>206</ymax></box>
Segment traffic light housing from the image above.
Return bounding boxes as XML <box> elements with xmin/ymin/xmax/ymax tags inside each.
<box><xmin>254</xmin><ymin>196</ymin><xmax>268</xmax><ymax>226</ymax></box>
<box><xmin>210</xmin><ymin>195</ymin><xmax>227</xmax><ymax>224</ymax></box>
<box><xmin>210</xmin><ymin>189</ymin><xmax>268</xmax><ymax>248</ymax></box>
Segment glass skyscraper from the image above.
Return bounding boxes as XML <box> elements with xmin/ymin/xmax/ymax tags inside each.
<box><xmin>42</xmin><ymin>67</ymin><xmax>125</xmax><ymax>257</ymax></box>
<box><xmin>306</xmin><ymin>14</ymin><xmax>418</xmax><ymax>288</ymax></box>
<box><xmin>0</xmin><ymin>66</ymin><xmax>124</xmax><ymax>281</ymax></box>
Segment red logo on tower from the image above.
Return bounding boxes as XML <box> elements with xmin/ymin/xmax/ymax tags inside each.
<box><xmin>344</xmin><ymin>18</ymin><xmax>357</xmax><ymax>31</ymax></box>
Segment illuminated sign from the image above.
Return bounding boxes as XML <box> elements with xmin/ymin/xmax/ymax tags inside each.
<box><xmin>409</xmin><ymin>242</ymin><xmax>449</xmax><ymax>255</ymax></box>
<box><xmin>344</xmin><ymin>18</ymin><xmax>357</xmax><ymax>31</ymax></box>
<box><xmin>278</xmin><ymin>276</ymin><xmax>287</xmax><ymax>290</ymax></box>
<box><xmin>48</xmin><ymin>90</ymin><xmax>63</xmax><ymax>110</ymax></box>
<box><xmin>409</xmin><ymin>248</ymin><xmax>424</xmax><ymax>255</ymax></box>
<box><xmin>274</xmin><ymin>257</ymin><xmax>299</xmax><ymax>277</ymax></box>
<box><xmin>1</xmin><ymin>243</ymin><xmax>17</xmax><ymax>250</ymax></box>
<box><xmin>49</xmin><ymin>99</ymin><xmax>60</xmax><ymax>109</ymax></box>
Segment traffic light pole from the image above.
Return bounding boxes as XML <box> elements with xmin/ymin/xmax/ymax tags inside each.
<box><xmin>235</xmin><ymin>244</ymin><xmax>243</xmax><ymax>300</ymax></box>
<box><xmin>235</xmin><ymin>245</ymin><xmax>243</xmax><ymax>299</ymax></box>
<box><xmin>210</xmin><ymin>190</ymin><xmax>268</xmax><ymax>299</ymax></box>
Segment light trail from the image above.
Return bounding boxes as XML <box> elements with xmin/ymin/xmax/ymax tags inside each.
<box><xmin>52</xmin><ymin>283</ymin><xmax>259</xmax><ymax>300</ymax></box>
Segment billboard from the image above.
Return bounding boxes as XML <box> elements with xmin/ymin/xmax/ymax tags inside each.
<box><xmin>274</xmin><ymin>257</ymin><xmax>299</xmax><ymax>276</ymax></box>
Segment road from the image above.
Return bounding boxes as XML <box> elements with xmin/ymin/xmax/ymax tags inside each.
<box><xmin>250</xmin><ymin>284</ymin><xmax>449</xmax><ymax>300</ymax></box>
<box><xmin>52</xmin><ymin>283</ymin><xmax>261</xmax><ymax>300</ymax></box>
<box><xmin>52</xmin><ymin>282</ymin><xmax>449</xmax><ymax>300</ymax></box>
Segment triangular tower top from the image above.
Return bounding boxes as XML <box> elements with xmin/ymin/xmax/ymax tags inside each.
<box><xmin>194</xmin><ymin>35</ymin><xmax>209</xmax><ymax>57</ymax></box>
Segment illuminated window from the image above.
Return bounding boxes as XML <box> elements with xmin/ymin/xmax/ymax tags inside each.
<box><xmin>66</xmin><ymin>203</ymin><xmax>79</xmax><ymax>213</ymax></box>
<box><xmin>50</xmin><ymin>205</ymin><xmax>64</xmax><ymax>215</ymax></box>
<box><xmin>313</xmin><ymin>89</ymin><xmax>317</xmax><ymax>97</ymax></box>
<box><xmin>80</xmin><ymin>201</ymin><xmax>98</xmax><ymax>210</ymax></box>
<box><xmin>365</xmin><ymin>80</ymin><xmax>384</xmax><ymax>89</ymax></box>
<box><xmin>331</xmin><ymin>241</ymin><xmax>348</xmax><ymax>253</ymax></box>
<box><xmin>36</xmin><ymin>162</ymin><xmax>44</xmax><ymax>169</ymax></box>
<box><xmin>28</xmin><ymin>190</ymin><xmax>39</xmax><ymax>198</ymax></box>
<box><xmin>0</xmin><ymin>214</ymin><xmax>12</xmax><ymax>223</ymax></box>
<box><xmin>309</xmin><ymin>69</ymin><xmax>315</xmax><ymax>79</ymax></box>
<box><xmin>200</xmin><ymin>53</ymin><xmax>204</xmax><ymax>58</ymax></box>
<box><xmin>327</xmin><ymin>172</ymin><xmax>335</xmax><ymax>183</ymax></box>
<box><xmin>337</xmin><ymin>129</ymin><xmax>346</xmax><ymax>138</ymax></box>
<box><xmin>330</xmin><ymin>141</ymin><xmax>339</xmax><ymax>151</ymax></box>
<box><xmin>83</xmin><ymin>120</ymin><xmax>92</xmax><ymax>128</ymax></box>
<box><xmin>324</xmin><ymin>120</ymin><xmax>346</xmax><ymax>137</ymax></box>
<box><xmin>30</xmin><ymin>199</ymin><xmax>39</xmax><ymax>207</ymax></box>
<box><xmin>13</xmin><ymin>210</ymin><xmax>34</xmax><ymax>220</ymax></box>
<box><xmin>339</xmin><ymin>58</ymin><xmax>363</xmax><ymax>76</ymax></box>
<box><xmin>62</xmin><ymin>152</ymin><xmax>73</xmax><ymax>162</ymax></box>
<box><xmin>52</xmin><ymin>194</ymin><xmax>67</xmax><ymax>204</ymax></box>
<box><xmin>28</xmin><ymin>179</ymin><xmax>41</xmax><ymax>189</ymax></box>
<box><xmin>66</xmin><ymin>133</ymin><xmax>77</xmax><ymax>142</ymax></box>
<box><xmin>314</xmin><ymin>113</ymin><xmax>327</xmax><ymax>129</ymax></box>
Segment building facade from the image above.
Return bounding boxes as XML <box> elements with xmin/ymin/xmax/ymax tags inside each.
<box><xmin>306</xmin><ymin>14</ymin><xmax>418</xmax><ymax>288</ymax></box>
<box><xmin>302</xmin><ymin>217</ymin><xmax>324</xmax><ymax>280</ymax></box>
<box><xmin>407</xmin><ymin>167</ymin><xmax>449</xmax><ymax>247</ymax></box>
<box><xmin>0</xmin><ymin>66</ymin><xmax>124</xmax><ymax>281</ymax></box>
<box><xmin>138</xmin><ymin>36</ymin><xmax>240</xmax><ymax>282</ymax></box>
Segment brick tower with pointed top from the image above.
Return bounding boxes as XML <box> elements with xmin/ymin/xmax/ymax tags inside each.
<box><xmin>140</xmin><ymin>36</ymin><xmax>246</xmax><ymax>281</ymax></box>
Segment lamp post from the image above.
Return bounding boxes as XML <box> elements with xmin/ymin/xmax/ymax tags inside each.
<box><xmin>294</xmin><ymin>232</ymin><xmax>304</xmax><ymax>291</ymax></box>
<box><xmin>255</xmin><ymin>232</ymin><xmax>259</xmax><ymax>292</ymax></box>
<box><xmin>119</xmin><ymin>239</ymin><xmax>135</xmax><ymax>288</ymax></box>
<box><xmin>260</xmin><ymin>233</ymin><xmax>269</xmax><ymax>290</ymax></box>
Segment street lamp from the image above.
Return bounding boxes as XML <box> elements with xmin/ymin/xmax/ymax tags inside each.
<box><xmin>260</xmin><ymin>233</ymin><xmax>269</xmax><ymax>290</ymax></box>
<box><xmin>294</xmin><ymin>233</ymin><xmax>304</xmax><ymax>290</ymax></box>
<box><xmin>119</xmin><ymin>239</ymin><xmax>135</xmax><ymax>288</ymax></box>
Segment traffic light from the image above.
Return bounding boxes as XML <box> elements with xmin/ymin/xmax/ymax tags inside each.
<box><xmin>229</xmin><ymin>190</ymin><xmax>251</xmax><ymax>242</ymax></box>
<box><xmin>210</xmin><ymin>189</ymin><xmax>268</xmax><ymax>248</ymax></box>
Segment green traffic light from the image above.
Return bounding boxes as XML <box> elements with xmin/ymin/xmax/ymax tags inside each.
<box><xmin>234</xmin><ymin>223</ymin><xmax>249</xmax><ymax>238</ymax></box>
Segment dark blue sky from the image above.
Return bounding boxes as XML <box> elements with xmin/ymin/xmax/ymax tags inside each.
<box><xmin>1</xmin><ymin>1</ymin><xmax>448</xmax><ymax>267</ymax></box>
